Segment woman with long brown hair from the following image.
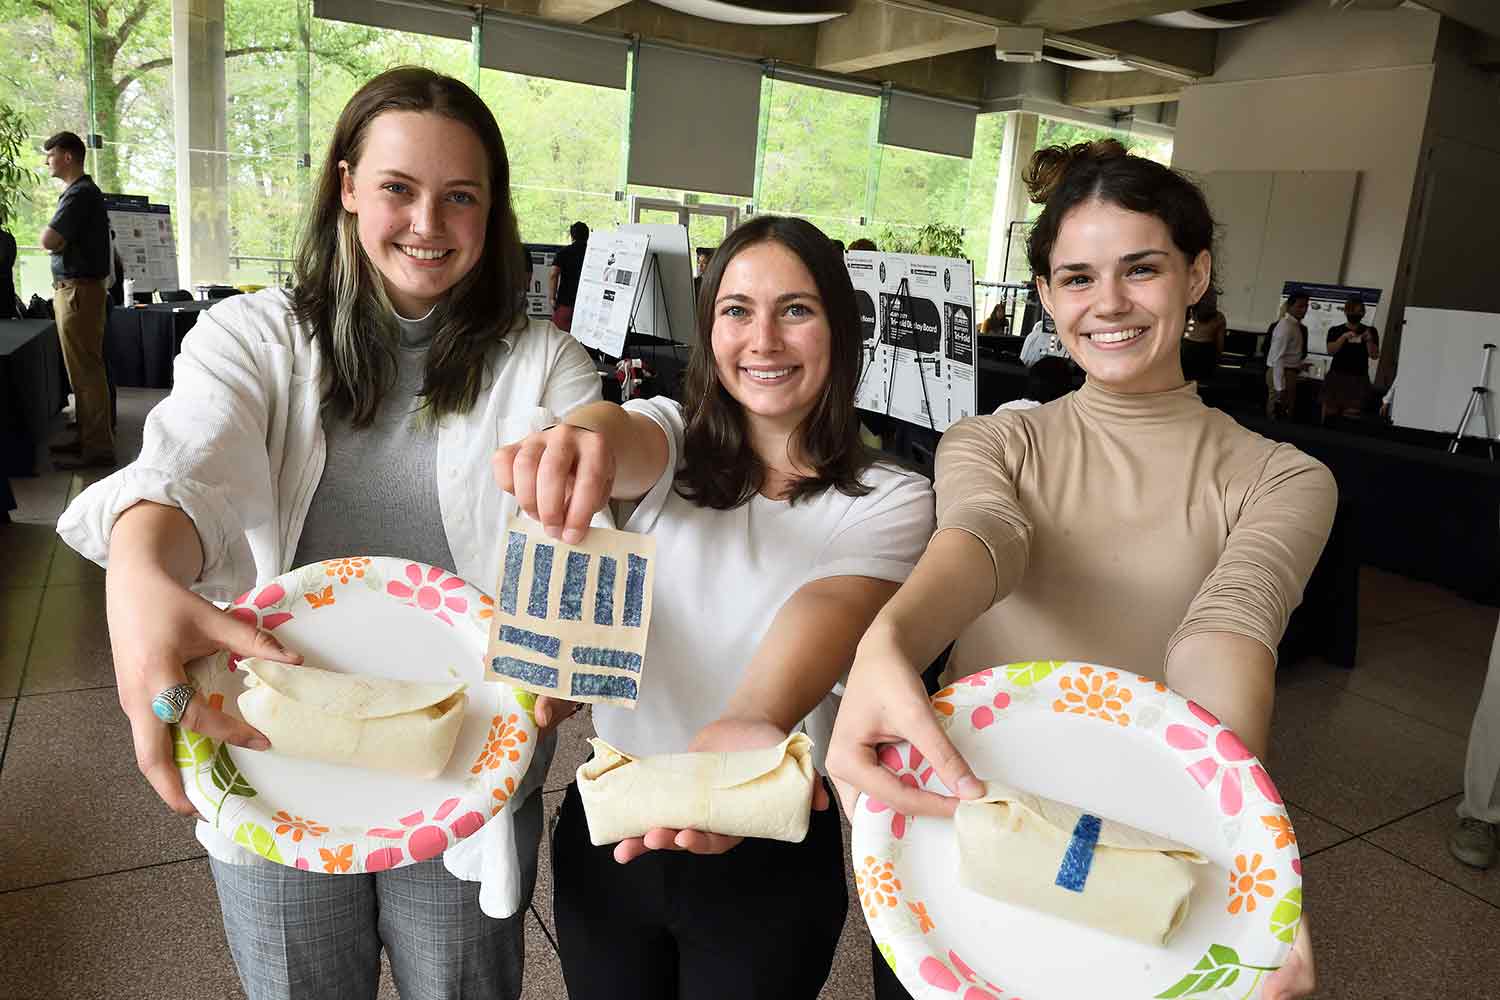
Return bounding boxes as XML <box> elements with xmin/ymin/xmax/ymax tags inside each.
<box><xmin>493</xmin><ymin>214</ymin><xmax>935</xmax><ymax>999</ymax></box>
<box><xmin>827</xmin><ymin>140</ymin><xmax>1330</xmax><ymax>1000</ymax></box>
<box><xmin>57</xmin><ymin>67</ymin><xmax>601</xmax><ymax>998</ymax></box>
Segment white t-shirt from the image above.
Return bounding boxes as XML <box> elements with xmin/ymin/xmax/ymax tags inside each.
<box><xmin>594</xmin><ymin>397</ymin><xmax>936</xmax><ymax>764</ymax></box>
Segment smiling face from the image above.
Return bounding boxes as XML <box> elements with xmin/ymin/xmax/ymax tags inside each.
<box><xmin>339</xmin><ymin>111</ymin><xmax>491</xmax><ymax>318</ymax></box>
<box><xmin>1035</xmin><ymin>198</ymin><xmax>1210</xmax><ymax>395</ymax></box>
<box><xmin>710</xmin><ymin>240</ymin><xmax>833</xmax><ymax>443</ymax></box>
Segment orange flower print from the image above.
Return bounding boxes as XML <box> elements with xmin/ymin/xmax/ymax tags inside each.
<box><xmin>477</xmin><ymin>594</ymin><xmax>495</xmax><ymax>621</ymax></box>
<box><xmin>1053</xmin><ymin>666</ymin><xmax>1132</xmax><ymax>725</ymax></box>
<box><xmin>319</xmin><ymin>844</ymin><xmax>354</xmax><ymax>873</ymax></box>
<box><xmin>490</xmin><ymin>777</ymin><xmax>519</xmax><ymax>816</ymax></box>
<box><xmin>932</xmin><ymin>686</ymin><xmax>958</xmax><ymax>716</ymax></box>
<box><xmin>855</xmin><ymin>855</ymin><xmax>902</xmax><ymax>920</ymax></box>
<box><xmin>273</xmin><ymin>811</ymin><xmax>329</xmax><ymax>843</ymax></box>
<box><xmin>322</xmin><ymin>557</ymin><xmax>371</xmax><ymax>584</ymax></box>
<box><xmin>471</xmin><ymin>714</ymin><xmax>529</xmax><ymax>773</ymax></box>
<box><xmin>908</xmin><ymin>900</ymin><xmax>935</xmax><ymax>934</ymax></box>
<box><xmin>207</xmin><ymin>692</ymin><xmax>224</xmax><ymax>711</ymax></box>
<box><xmin>1228</xmin><ymin>852</ymin><xmax>1277</xmax><ymax>915</ymax></box>
<box><xmin>1261</xmin><ymin>814</ymin><xmax>1297</xmax><ymax>850</ymax></box>
<box><xmin>1135</xmin><ymin>675</ymin><xmax>1168</xmax><ymax>693</ymax></box>
<box><xmin>305</xmin><ymin>585</ymin><xmax>336</xmax><ymax>608</ymax></box>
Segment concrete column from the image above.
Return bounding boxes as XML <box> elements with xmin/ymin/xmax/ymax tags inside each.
<box><xmin>985</xmin><ymin>111</ymin><xmax>1038</xmax><ymax>285</ymax></box>
<box><xmin>172</xmin><ymin>0</ymin><xmax>229</xmax><ymax>289</ymax></box>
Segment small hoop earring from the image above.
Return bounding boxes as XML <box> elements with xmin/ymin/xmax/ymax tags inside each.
<box><xmin>1186</xmin><ymin>310</ymin><xmax>1196</xmax><ymax>335</ymax></box>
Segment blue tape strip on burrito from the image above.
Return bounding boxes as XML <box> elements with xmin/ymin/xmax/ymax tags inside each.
<box><xmin>1055</xmin><ymin>813</ymin><xmax>1103</xmax><ymax>893</ymax></box>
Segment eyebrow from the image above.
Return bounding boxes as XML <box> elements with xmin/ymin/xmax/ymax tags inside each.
<box><xmin>376</xmin><ymin>168</ymin><xmax>484</xmax><ymax>189</ymax></box>
<box><xmin>1053</xmin><ymin>248</ymin><xmax>1170</xmax><ymax>274</ymax></box>
<box><xmin>715</xmin><ymin>291</ymin><xmax>821</xmax><ymax>306</ymax></box>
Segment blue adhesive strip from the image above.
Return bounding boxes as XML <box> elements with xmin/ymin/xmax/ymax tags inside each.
<box><xmin>560</xmin><ymin>551</ymin><xmax>589</xmax><ymax>621</ymax></box>
<box><xmin>1054</xmin><ymin>813</ymin><xmax>1103</xmax><ymax>893</ymax></box>
<box><xmin>499</xmin><ymin>531</ymin><xmax>526</xmax><ymax>614</ymax></box>
<box><xmin>499</xmin><ymin>625</ymin><xmax>561</xmax><ymax>658</ymax></box>
<box><xmin>594</xmin><ymin>556</ymin><xmax>617</xmax><ymax>626</ymax></box>
<box><xmin>571</xmin><ymin>647</ymin><xmax>643</xmax><ymax>672</ymax></box>
<box><xmin>570</xmin><ymin>672</ymin><xmax>638</xmax><ymax>701</ymax></box>
<box><xmin>623</xmin><ymin>553</ymin><xmax>647</xmax><ymax>627</ymax></box>
<box><xmin>491</xmin><ymin>656</ymin><xmax>560</xmax><ymax>689</ymax></box>
<box><xmin>527</xmin><ymin>543</ymin><xmax>554</xmax><ymax>619</ymax></box>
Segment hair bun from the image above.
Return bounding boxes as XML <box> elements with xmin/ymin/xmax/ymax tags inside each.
<box><xmin>1022</xmin><ymin>138</ymin><xmax>1130</xmax><ymax>205</ymax></box>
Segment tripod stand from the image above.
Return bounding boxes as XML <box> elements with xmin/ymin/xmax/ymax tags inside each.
<box><xmin>1449</xmin><ymin>342</ymin><xmax>1496</xmax><ymax>459</ymax></box>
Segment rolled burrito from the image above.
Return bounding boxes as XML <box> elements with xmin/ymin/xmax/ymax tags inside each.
<box><xmin>577</xmin><ymin>732</ymin><xmax>816</xmax><ymax>845</ymax></box>
<box><xmin>955</xmin><ymin>782</ymin><xmax>1207</xmax><ymax>947</ymax></box>
<box><xmin>237</xmin><ymin>659</ymin><xmax>467</xmax><ymax>780</ymax></box>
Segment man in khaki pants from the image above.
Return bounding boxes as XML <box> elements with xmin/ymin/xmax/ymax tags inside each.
<box><xmin>40</xmin><ymin>130</ymin><xmax>114</xmax><ymax>470</ymax></box>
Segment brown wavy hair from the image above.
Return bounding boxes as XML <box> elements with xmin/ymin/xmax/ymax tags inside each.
<box><xmin>675</xmin><ymin>215</ymin><xmax>873</xmax><ymax>510</ymax></box>
<box><xmin>1023</xmin><ymin>138</ymin><xmax>1218</xmax><ymax>294</ymax></box>
<box><xmin>291</xmin><ymin>66</ymin><xmax>527</xmax><ymax>426</ymax></box>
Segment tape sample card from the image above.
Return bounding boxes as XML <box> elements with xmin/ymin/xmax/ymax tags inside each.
<box><xmin>485</xmin><ymin>515</ymin><xmax>656</xmax><ymax>707</ymax></box>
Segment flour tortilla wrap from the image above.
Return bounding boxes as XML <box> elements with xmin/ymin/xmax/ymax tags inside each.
<box><xmin>237</xmin><ymin>659</ymin><xmax>467</xmax><ymax>780</ymax></box>
<box><xmin>577</xmin><ymin>732</ymin><xmax>816</xmax><ymax>845</ymax></box>
<box><xmin>954</xmin><ymin>782</ymin><xmax>1208</xmax><ymax>947</ymax></box>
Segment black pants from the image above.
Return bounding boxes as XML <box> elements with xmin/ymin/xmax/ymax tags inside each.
<box><xmin>552</xmin><ymin>779</ymin><xmax>848</xmax><ymax>1000</ymax></box>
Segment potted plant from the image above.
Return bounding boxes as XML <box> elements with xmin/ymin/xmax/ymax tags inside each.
<box><xmin>0</xmin><ymin>98</ymin><xmax>41</xmax><ymax>317</ymax></box>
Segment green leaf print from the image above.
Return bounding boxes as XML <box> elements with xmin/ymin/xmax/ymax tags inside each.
<box><xmin>209</xmin><ymin>743</ymin><xmax>257</xmax><ymax>798</ymax></box>
<box><xmin>1269</xmin><ymin>887</ymin><xmax>1303</xmax><ymax>944</ymax></box>
<box><xmin>232</xmin><ymin>822</ymin><xmax>285</xmax><ymax>864</ymax></box>
<box><xmin>878</xmin><ymin>942</ymin><xmax>897</xmax><ymax>973</ymax></box>
<box><xmin>514</xmin><ymin>690</ymin><xmax>538</xmax><ymax>726</ymax></box>
<box><xmin>1155</xmin><ymin>945</ymin><xmax>1243</xmax><ymax>998</ymax></box>
<box><xmin>172</xmin><ymin>726</ymin><xmax>215</xmax><ymax>768</ymax></box>
<box><xmin>1004</xmin><ymin>660</ymin><xmax>1063</xmax><ymax>687</ymax></box>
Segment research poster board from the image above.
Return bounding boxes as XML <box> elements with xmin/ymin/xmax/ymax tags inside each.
<box><xmin>619</xmin><ymin>222</ymin><xmax>697</xmax><ymax>348</ymax></box>
<box><xmin>523</xmin><ymin>243</ymin><xmax>565</xmax><ymax>320</ymax></box>
<box><xmin>848</xmin><ymin>251</ymin><xmax>976</xmax><ymax>432</ymax></box>
<box><xmin>1280</xmin><ymin>282</ymin><xmax>1382</xmax><ymax>380</ymax></box>
<box><xmin>104</xmin><ymin>194</ymin><xmax>178</xmax><ymax>292</ymax></box>
<box><xmin>1392</xmin><ymin>307</ymin><xmax>1500</xmax><ymax>436</ymax></box>
<box><xmin>570</xmin><ymin>229</ymin><xmax>651</xmax><ymax>357</ymax></box>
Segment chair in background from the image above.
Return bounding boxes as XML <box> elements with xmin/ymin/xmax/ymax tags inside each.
<box><xmin>160</xmin><ymin>289</ymin><xmax>193</xmax><ymax>302</ymax></box>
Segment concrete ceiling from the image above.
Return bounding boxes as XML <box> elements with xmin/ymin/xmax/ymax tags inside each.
<box><xmin>481</xmin><ymin>0</ymin><xmax>1500</xmax><ymax>114</ymax></box>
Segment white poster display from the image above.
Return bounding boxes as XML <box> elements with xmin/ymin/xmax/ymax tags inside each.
<box><xmin>1391</xmin><ymin>307</ymin><xmax>1500</xmax><ymax>436</ymax></box>
<box><xmin>848</xmin><ymin>251</ymin><xmax>976</xmax><ymax>432</ymax></box>
<box><xmin>105</xmin><ymin>194</ymin><xmax>179</xmax><ymax>292</ymax></box>
<box><xmin>571</xmin><ymin>229</ymin><xmax>651</xmax><ymax>357</ymax></box>
<box><xmin>523</xmin><ymin>243</ymin><xmax>565</xmax><ymax>320</ymax></box>
<box><xmin>619</xmin><ymin>222</ymin><xmax>697</xmax><ymax>347</ymax></box>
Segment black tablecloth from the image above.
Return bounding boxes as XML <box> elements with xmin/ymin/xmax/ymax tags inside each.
<box><xmin>1</xmin><ymin>320</ymin><xmax>65</xmax><ymax>487</ymax></box>
<box><xmin>106</xmin><ymin>301</ymin><xmax>213</xmax><ymax>389</ymax></box>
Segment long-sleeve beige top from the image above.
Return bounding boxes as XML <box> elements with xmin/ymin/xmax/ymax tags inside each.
<box><xmin>938</xmin><ymin>380</ymin><xmax>1338</xmax><ymax>684</ymax></box>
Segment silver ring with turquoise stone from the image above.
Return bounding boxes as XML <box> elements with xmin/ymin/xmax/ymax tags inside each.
<box><xmin>150</xmin><ymin>682</ymin><xmax>198</xmax><ymax>724</ymax></box>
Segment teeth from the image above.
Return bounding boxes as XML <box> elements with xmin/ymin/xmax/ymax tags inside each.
<box><xmin>398</xmin><ymin>245</ymin><xmax>450</xmax><ymax>260</ymax></box>
<box><xmin>1091</xmin><ymin>327</ymin><xmax>1145</xmax><ymax>344</ymax></box>
<box><xmin>747</xmin><ymin>368</ymin><xmax>793</xmax><ymax>380</ymax></box>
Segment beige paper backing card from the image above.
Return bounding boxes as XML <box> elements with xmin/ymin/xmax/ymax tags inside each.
<box><xmin>484</xmin><ymin>514</ymin><xmax>656</xmax><ymax>708</ymax></box>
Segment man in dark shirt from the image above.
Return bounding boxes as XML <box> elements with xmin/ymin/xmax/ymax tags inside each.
<box><xmin>549</xmin><ymin>221</ymin><xmax>588</xmax><ymax>333</ymax></box>
<box><xmin>40</xmin><ymin>130</ymin><xmax>114</xmax><ymax>468</ymax></box>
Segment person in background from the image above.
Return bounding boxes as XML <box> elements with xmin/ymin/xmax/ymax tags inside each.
<box><xmin>979</xmin><ymin>303</ymin><xmax>1007</xmax><ymax>335</ymax></box>
<box><xmin>1019</xmin><ymin>310</ymin><xmax>1067</xmax><ymax>367</ymax></box>
<box><xmin>1265</xmin><ymin>290</ymin><xmax>1309</xmax><ymax>420</ymax></box>
<box><xmin>695</xmin><ymin>246</ymin><xmax>713</xmax><ymax>277</ymax></box>
<box><xmin>994</xmin><ymin>354</ymin><xmax>1073</xmax><ymax>413</ymax></box>
<box><xmin>56</xmin><ymin>67</ymin><xmax>601</xmax><ymax>1000</ymax></box>
<box><xmin>496</xmin><ymin>216</ymin><xmax>934</xmax><ymax>1000</ymax></box>
<box><xmin>847</xmin><ymin>237</ymin><xmax>877</xmax><ymax>252</ymax></box>
<box><xmin>1180</xmin><ymin>287</ymin><xmax>1226</xmax><ymax>384</ymax></box>
<box><xmin>1451</xmin><ymin>619</ymin><xmax>1500</xmax><ymax>869</ymax></box>
<box><xmin>830</xmin><ymin>238</ymin><xmax>845</xmax><ymax>256</ymax></box>
<box><xmin>826</xmin><ymin>139</ymin><xmax>1329</xmax><ymax>1000</ymax></box>
<box><xmin>1321</xmin><ymin>294</ymin><xmax>1379</xmax><ymax>422</ymax></box>
<box><xmin>40</xmin><ymin>129</ymin><xmax>115</xmax><ymax>469</ymax></box>
<box><xmin>550</xmin><ymin>219</ymin><xmax>588</xmax><ymax>332</ymax></box>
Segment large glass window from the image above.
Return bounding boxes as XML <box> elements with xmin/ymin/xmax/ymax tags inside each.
<box><xmin>757</xmin><ymin>77</ymin><xmax>879</xmax><ymax>246</ymax></box>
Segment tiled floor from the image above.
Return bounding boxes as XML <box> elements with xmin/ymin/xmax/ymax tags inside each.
<box><xmin>4</xmin><ymin>390</ymin><xmax>1499</xmax><ymax>998</ymax></box>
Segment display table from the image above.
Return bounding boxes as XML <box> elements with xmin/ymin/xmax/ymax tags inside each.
<box><xmin>1</xmin><ymin>319</ymin><xmax>65</xmax><ymax>484</ymax></box>
<box><xmin>105</xmin><ymin>300</ymin><xmax>214</xmax><ymax>388</ymax></box>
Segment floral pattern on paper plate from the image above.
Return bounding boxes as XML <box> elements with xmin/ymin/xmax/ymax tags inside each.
<box><xmin>864</xmin><ymin>744</ymin><xmax>932</xmax><ymax>839</ymax></box>
<box><xmin>388</xmin><ymin>563</ymin><xmax>469</xmax><ymax>625</ymax></box>
<box><xmin>472</xmin><ymin>713</ymin><xmax>529</xmax><ymax>773</ymax></box>
<box><xmin>365</xmin><ymin>798</ymin><xmax>488</xmax><ymax>871</ymax></box>
<box><xmin>1164</xmin><ymin>702</ymin><xmax>1282</xmax><ymax>817</ymax></box>
<box><xmin>1053</xmin><ymin>666</ymin><xmax>1132</xmax><ymax>725</ymax></box>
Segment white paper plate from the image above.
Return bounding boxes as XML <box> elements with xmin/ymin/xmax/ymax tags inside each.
<box><xmin>172</xmin><ymin>557</ymin><xmax>539</xmax><ymax>873</ymax></box>
<box><xmin>852</xmin><ymin>662</ymin><xmax>1301</xmax><ymax>1000</ymax></box>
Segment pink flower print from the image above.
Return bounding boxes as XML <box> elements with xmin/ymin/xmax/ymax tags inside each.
<box><xmin>1166</xmin><ymin>701</ymin><xmax>1280</xmax><ymax>815</ymax></box>
<box><xmin>387</xmin><ymin>564</ymin><xmax>469</xmax><ymax>626</ymax></box>
<box><xmin>366</xmin><ymin>797</ymin><xmax>487</xmax><ymax>869</ymax></box>
<box><xmin>864</xmin><ymin>744</ymin><xmax>932</xmax><ymax>839</ymax></box>
<box><xmin>970</xmin><ymin>691</ymin><xmax>1012</xmax><ymax>731</ymax></box>
<box><xmin>918</xmin><ymin>951</ymin><xmax>1008</xmax><ymax>998</ymax></box>
<box><xmin>225</xmin><ymin>583</ymin><xmax>294</xmax><ymax>670</ymax></box>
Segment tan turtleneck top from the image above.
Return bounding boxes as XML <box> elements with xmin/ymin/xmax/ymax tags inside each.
<box><xmin>937</xmin><ymin>380</ymin><xmax>1338</xmax><ymax>684</ymax></box>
